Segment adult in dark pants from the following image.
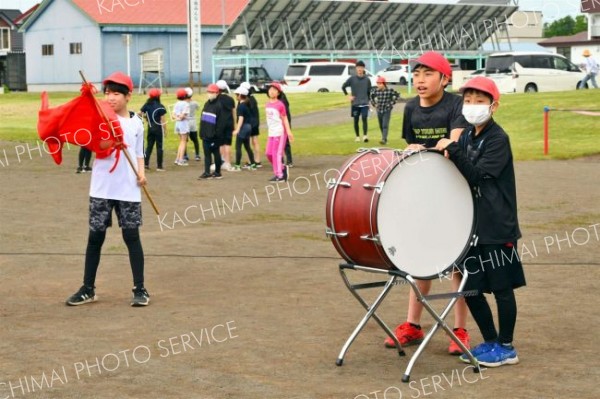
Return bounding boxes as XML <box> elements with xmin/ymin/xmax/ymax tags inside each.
<box><xmin>342</xmin><ymin>60</ymin><xmax>372</xmax><ymax>143</ymax></box>
<box><xmin>140</xmin><ymin>88</ymin><xmax>167</xmax><ymax>171</ymax></box>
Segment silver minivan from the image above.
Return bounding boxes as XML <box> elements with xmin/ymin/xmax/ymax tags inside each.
<box><xmin>483</xmin><ymin>52</ymin><xmax>586</xmax><ymax>93</ymax></box>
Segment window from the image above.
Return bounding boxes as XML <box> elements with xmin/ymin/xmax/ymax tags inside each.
<box><xmin>286</xmin><ymin>65</ymin><xmax>307</xmax><ymax>76</ymax></box>
<box><xmin>556</xmin><ymin>47</ymin><xmax>571</xmax><ymax>60</ymax></box>
<box><xmin>553</xmin><ymin>56</ymin><xmax>571</xmax><ymax>71</ymax></box>
<box><xmin>310</xmin><ymin>65</ymin><xmax>346</xmax><ymax>76</ymax></box>
<box><xmin>0</xmin><ymin>28</ymin><xmax>9</xmax><ymax>50</ymax></box>
<box><xmin>42</xmin><ymin>44</ymin><xmax>54</xmax><ymax>56</ymax></box>
<box><xmin>531</xmin><ymin>55</ymin><xmax>552</xmax><ymax>69</ymax></box>
<box><xmin>70</xmin><ymin>42</ymin><xmax>82</xmax><ymax>54</ymax></box>
<box><xmin>486</xmin><ymin>55</ymin><xmax>515</xmax><ymax>73</ymax></box>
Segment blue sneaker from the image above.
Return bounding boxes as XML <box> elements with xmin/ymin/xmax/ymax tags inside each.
<box><xmin>460</xmin><ymin>341</ymin><xmax>496</xmax><ymax>363</ymax></box>
<box><xmin>475</xmin><ymin>343</ymin><xmax>519</xmax><ymax>367</ymax></box>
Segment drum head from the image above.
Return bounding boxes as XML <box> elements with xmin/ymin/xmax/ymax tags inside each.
<box><xmin>377</xmin><ymin>151</ymin><xmax>475</xmax><ymax>279</ymax></box>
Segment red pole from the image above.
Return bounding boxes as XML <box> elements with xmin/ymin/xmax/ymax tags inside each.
<box><xmin>543</xmin><ymin>106</ymin><xmax>550</xmax><ymax>156</ymax></box>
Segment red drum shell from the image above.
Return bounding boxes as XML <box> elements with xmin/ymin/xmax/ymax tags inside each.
<box><xmin>325</xmin><ymin>149</ymin><xmax>402</xmax><ymax>270</ymax></box>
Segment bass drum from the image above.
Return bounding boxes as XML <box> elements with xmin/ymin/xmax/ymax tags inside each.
<box><xmin>326</xmin><ymin>149</ymin><xmax>476</xmax><ymax>279</ymax></box>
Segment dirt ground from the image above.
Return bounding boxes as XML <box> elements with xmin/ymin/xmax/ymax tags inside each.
<box><xmin>1</xmin><ymin>138</ymin><xmax>599</xmax><ymax>399</ymax></box>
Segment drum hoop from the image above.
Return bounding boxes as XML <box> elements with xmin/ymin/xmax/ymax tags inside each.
<box><xmin>376</xmin><ymin>149</ymin><xmax>478</xmax><ymax>279</ymax></box>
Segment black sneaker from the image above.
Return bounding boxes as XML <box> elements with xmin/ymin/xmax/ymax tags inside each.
<box><xmin>84</xmin><ymin>166</ymin><xmax>92</xmax><ymax>172</ymax></box>
<box><xmin>198</xmin><ymin>172</ymin><xmax>212</xmax><ymax>180</ymax></box>
<box><xmin>255</xmin><ymin>162</ymin><xmax>262</xmax><ymax>168</ymax></box>
<box><xmin>131</xmin><ymin>286</ymin><xmax>150</xmax><ymax>307</ymax></box>
<box><xmin>269</xmin><ymin>175</ymin><xmax>284</xmax><ymax>182</ymax></box>
<box><xmin>66</xmin><ymin>285</ymin><xmax>97</xmax><ymax>306</ymax></box>
<box><xmin>76</xmin><ymin>167</ymin><xmax>83</xmax><ymax>174</ymax></box>
<box><xmin>212</xmin><ymin>172</ymin><xmax>223</xmax><ymax>179</ymax></box>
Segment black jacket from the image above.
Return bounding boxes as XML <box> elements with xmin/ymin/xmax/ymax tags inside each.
<box><xmin>199</xmin><ymin>99</ymin><xmax>225</xmax><ymax>141</ymax></box>
<box><xmin>446</xmin><ymin>120</ymin><xmax>521</xmax><ymax>244</ymax></box>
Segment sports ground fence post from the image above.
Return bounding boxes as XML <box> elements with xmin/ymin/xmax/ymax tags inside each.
<box><xmin>543</xmin><ymin>106</ymin><xmax>550</xmax><ymax>156</ymax></box>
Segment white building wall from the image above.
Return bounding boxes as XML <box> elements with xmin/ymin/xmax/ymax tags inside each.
<box><xmin>24</xmin><ymin>0</ymin><xmax>101</xmax><ymax>91</ymax></box>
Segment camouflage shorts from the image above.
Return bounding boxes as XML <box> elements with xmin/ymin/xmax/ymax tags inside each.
<box><xmin>89</xmin><ymin>197</ymin><xmax>142</xmax><ymax>232</ymax></box>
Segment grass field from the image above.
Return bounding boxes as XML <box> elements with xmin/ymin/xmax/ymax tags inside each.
<box><xmin>1</xmin><ymin>88</ymin><xmax>599</xmax><ymax>160</ymax></box>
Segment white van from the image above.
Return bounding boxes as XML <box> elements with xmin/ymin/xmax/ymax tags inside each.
<box><xmin>283</xmin><ymin>62</ymin><xmax>377</xmax><ymax>93</ymax></box>
<box><xmin>483</xmin><ymin>52</ymin><xmax>586</xmax><ymax>93</ymax></box>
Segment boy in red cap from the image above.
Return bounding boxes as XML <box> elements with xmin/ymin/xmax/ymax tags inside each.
<box><xmin>66</xmin><ymin>71</ymin><xmax>150</xmax><ymax>307</ymax></box>
<box><xmin>386</xmin><ymin>51</ymin><xmax>470</xmax><ymax>355</ymax></box>
<box><xmin>370</xmin><ymin>75</ymin><xmax>400</xmax><ymax>145</ymax></box>
<box><xmin>436</xmin><ymin>76</ymin><xmax>525</xmax><ymax>368</ymax></box>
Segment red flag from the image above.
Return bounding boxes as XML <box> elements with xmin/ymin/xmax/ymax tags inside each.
<box><xmin>37</xmin><ymin>83</ymin><xmax>125</xmax><ymax>166</ymax></box>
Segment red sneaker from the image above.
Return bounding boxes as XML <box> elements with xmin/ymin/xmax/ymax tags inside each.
<box><xmin>384</xmin><ymin>322</ymin><xmax>424</xmax><ymax>348</ymax></box>
<box><xmin>448</xmin><ymin>328</ymin><xmax>470</xmax><ymax>355</ymax></box>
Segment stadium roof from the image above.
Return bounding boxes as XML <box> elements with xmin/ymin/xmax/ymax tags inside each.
<box><xmin>214</xmin><ymin>0</ymin><xmax>519</xmax><ymax>54</ymax></box>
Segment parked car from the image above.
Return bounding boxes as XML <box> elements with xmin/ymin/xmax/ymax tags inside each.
<box><xmin>283</xmin><ymin>62</ymin><xmax>377</xmax><ymax>93</ymax></box>
<box><xmin>484</xmin><ymin>52</ymin><xmax>586</xmax><ymax>93</ymax></box>
<box><xmin>217</xmin><ymin>66</ymin><xmax>273</xmax><ymax>93</ymax></box>
<box><xmin>375</xmin><ymin>64</ymin><xmax>410</xmax><ymax>85</ymax></box>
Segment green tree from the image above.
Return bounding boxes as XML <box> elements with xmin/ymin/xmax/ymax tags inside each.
<box><xmin>543</xmin><ymin>15</ymin><xmax>588</xmax><ymax>38</ymax></box>
<box><xmin>574</xmin><ymin>15</ymin><xmax>588</xmax><ymax>33</ymax></box>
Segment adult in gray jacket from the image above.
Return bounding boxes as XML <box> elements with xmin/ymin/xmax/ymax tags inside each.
<box><xmin>342</xmin><ymin>60</ymin><xmax>372</xmax><ymax>143</ymax></box>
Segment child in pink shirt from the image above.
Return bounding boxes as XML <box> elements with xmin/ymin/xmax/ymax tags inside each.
<box><xmin>265</xmin><ymin>82</ymin><xmax>294</xmax><ymax>182</ymax></box>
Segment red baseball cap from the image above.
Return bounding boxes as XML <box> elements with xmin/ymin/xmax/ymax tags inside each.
<box><xmin>207</xmin><ymin>83</ymin><xmax>220</xmax><ymax>93</ymax></box>
<box><xmin>376</xmin><ymin>76</ymin><xmax>387</xmax><ymax>84</ymax></box>
<box><xmin>460</xmin><ymin>76</ymin><xmax>500</xmax><ymax>101</ymax></box>
<box><xmin>148</xmin><ymin>88</ymin><xmax>161</xmax><ymax>98</ymax></box>
<box><xmin>103</xmin><ymin>71</ymin><xmax>133</xmax><ymax>92</ymax></box>
<box><xmin>409</xmin><ymin>51</ymin><xmax>452</xmax><ymax>77</ymax></box>
<box><xmin>269</xmin><ymin>82</ymin><xmax>283</xmax><ymax>93</ymax></box>
<box><xmin>176</xmin><ymin>88</ymin><xmax>188</xmax><ymax>99</ymax></box>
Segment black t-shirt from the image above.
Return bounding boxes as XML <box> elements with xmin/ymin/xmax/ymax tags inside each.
<box><xmin>218</xmin><ymin>93</ymin><xmax>235</xmax><ymax>129</ymax></box>
<box><xmin>140</xmin><ymin>100</ymin><xmax>167</xmax><ymax>129</ymax></box>
<box><xmin>247</xmin><ymin>95</ymin><xmax>260</xmax><ymax>128</ymax></box>
<box><xmin>236</xmin><ymin>102</ymin><xmax>252</xmax><ymax>125</ymax></box>
<box><xmin>402</xmin><ymin>91</ymin><xmax>467</xmax><ymax>148</ymax></box>
<box><xmin>446</xmin><ymin>120</ymin><xmax>521</xmax><ymax>244</ymax></box>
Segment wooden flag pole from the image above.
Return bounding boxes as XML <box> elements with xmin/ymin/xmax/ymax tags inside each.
<box><xmin>79</xmin><ymin>71</ymin><xmax>160</xmax><ymax>215</ymax></box>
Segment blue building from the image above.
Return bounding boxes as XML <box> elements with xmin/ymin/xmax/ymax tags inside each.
<box><xmin>20</xmin><ymin>0</ymin><xmax>248</xmax><ymax>91</ymax></box>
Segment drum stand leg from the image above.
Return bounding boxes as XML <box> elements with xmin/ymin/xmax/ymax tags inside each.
<box><xmin>401</xmin><ymin>272</ymin><xmax>479</xmax><ymax>383</ymax></box>
<box><xmin>336</xmin><ymin>266</ymin><xmax>405</xmax><ymax>366</ymax></box>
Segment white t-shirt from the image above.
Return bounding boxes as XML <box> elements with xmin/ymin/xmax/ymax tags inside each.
<box><xmin>174</xmin><ymin>101</ymin><xmax>190</xmax><ymax>134</ymax></box>
<box><xmin>265</xmin><ymin>100</ymin><xmax>287</xmax><ymax>137</ymax></box>
<box><xmin>90</xmin><ymin>114</ymin><xmax>144</xmax><ymax>202</ymax></box>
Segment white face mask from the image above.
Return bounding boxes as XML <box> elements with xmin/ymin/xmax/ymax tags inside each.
<box><xmin>462</xmin><ymin>104</ymin><xmax>493</xmax><ymax>126</ymax></box>
<box><xmin>207</xmin><ymin>93</ymin><xmax>217</xmax><ymax>101</ymax></box>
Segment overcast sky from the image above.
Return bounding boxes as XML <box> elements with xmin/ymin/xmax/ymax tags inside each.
<box><xmin>0</xmin><ymin>0</ymin><xmax>585</xmax><ymax>21</ymax></box>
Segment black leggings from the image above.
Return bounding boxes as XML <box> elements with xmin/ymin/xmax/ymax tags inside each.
<box><xmin>83</xmin><ymin>228</ymin><xmax>145</xmax><ymax>288</ymax></box>
<box><xmin>186</xmin><ymin>131</ymin><xmax>200</xmax><ymax>157</ymax></box>
<box><xmin>78</xmin><ymin>148</ymin><xmax>92</xmax><ymax>168</ymax></box>
<box><xmin>145</xmin><ymin>127</ymin><xmax>164</xmax><ymax>168</ymax></box>
<box><xmin>465</xmin><ymin>289</ymin><xmax>517</xmax><ymax>344</ymax></box>
<box><xmin>235</xmin><ymin>136</ymin><xmax>255</xmax><ymax>166</ymax></box>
